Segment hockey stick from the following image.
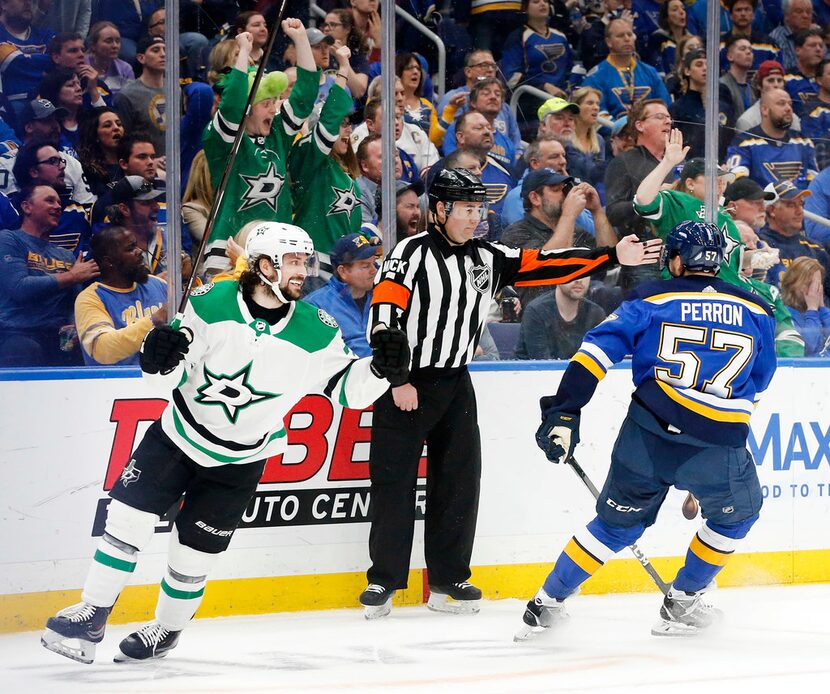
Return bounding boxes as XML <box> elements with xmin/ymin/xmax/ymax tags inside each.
<box><xmin>178</xmin><ymin>0</ymin><xmax>290</xmax><ymax>315</ymax></box>
<box><xmin>566</xmin><ymin>456</ymin><xmax>671</xmax><ymax>595</ymax></box>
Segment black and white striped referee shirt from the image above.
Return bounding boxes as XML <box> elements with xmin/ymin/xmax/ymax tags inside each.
<box><xmin>370</xmin><ymin>226</ymin><xmax>620</xmax><ymax>370</ymax></box>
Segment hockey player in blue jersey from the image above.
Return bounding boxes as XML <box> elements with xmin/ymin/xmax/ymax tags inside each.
<box><xmin>517</xmin><ymin>220</ymin><xmax>777</xmax><ymax>640</ymax></box>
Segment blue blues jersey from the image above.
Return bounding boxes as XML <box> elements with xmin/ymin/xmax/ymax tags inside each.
<box><xmin>582</xmin><ymin>58</ymin><xmax>671</xmax><ymax>120</ymax></box>
<box><xmin>800</xmin><ymin>101</ymin><xmax>830</xmax><ymax>170</ymax></box>
<box><xmin>75</xmin><ymin>276</ymin><xmax>167</xmax><ymax>366</ymax></box>
<box><xmin>501</xmin><ymin>25</ymin><xmax>573</xmax><ymax>92</ymax></box>
<box><xmin>443</xmin><ymin>120</ymin><xmax>517</xmax><ymax>168</ymax></box>
<box><xmin>550</xmin><ymin>276</ymin><xmax>777</xmax><ymax>446</ymax></box>
<box><xmin>785</xmin><ymin>71</ymin><xmax>819</xmax><ymax>116</ymax></box>
<box><xmin>0</xmin><ymin>24</ymin><xmax>54</xmax><ymax>102</ymax></box>
<box><xmin>726</xmin><ymin>126</ymin><xmax>818</xmax><ymax>191</ymax></box>
<box><xmin>436</xmin><ymin>89</ymin><xmax>522</xmax><ymax>154</ymax></box>
<box><xmin>718</xmin><ymin>31</ymin><xmax>781</xmax><ymax>75</ymax></box>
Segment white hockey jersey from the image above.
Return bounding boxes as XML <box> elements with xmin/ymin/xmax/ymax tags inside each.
<box><xmin>0</xmin><ymin>146</ymin><xmax>94</xmax><ymax>203</ymax></box>
<box><xmin>152</xmin><ymin>280</ymin><xmax>388</xmax><ymax>467</ymax></box>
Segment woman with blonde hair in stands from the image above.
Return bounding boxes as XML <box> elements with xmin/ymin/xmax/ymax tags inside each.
<box><xmin>85</xmin><ymin>21</ymin><xmax>134</xmax><ymax>96</ymax></box>
<box><xmin>570</xmin><ymin>86</ymin><xmax>606</xmax><ymax>188</ymax></box>
<box><xmin>206</xmin><ymin>40</ymin><xmax>239</xmax><ymax>87</ymax></box>
<box><xmin>781</xmin><ymin>257</ymin><xmax>830</xmax><ymax>356</ymax></box>
<box><xmin>181</xmin><ymin>151</ymin><xmax>214</xmax><ymax>244</ymax></box>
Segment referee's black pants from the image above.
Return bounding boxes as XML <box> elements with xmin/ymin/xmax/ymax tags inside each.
<box><xmin>367</xmin><ymin>366</ymin><xmax>481</xmax><ymax>590</ymax></box>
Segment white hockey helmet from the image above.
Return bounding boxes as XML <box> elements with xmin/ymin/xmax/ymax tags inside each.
<box><xmin>244</xmin><ymin>221</ymin><xmax>314</xmax><ymax>302</ymax></box>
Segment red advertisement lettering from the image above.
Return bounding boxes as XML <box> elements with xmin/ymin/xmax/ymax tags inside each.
<box><xmin>104</xmin><ymin>398</ymin><xmax>167</xmax><ymax>490</ymax></box>
<box><xmin>261</xmin><ymin>395</ymin><xmax>333</xmax><ymax>483</ymax></box>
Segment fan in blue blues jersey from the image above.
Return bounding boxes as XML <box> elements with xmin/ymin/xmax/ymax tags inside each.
<box><xmin>783</xmin><ymin>29</ymin><xmax>824</xmax><ymax>116</ymax></box>
<box><xmin>0</xmin><ymin>0</ymin><xmax>54</xmax><ymax>113</ymax></box>
<box><xmin>517</xmin><ymin>220</ymin><xmax>777</xmax><ymax>641</ymax></box>
<box><xmin>501</xmin><ymin>0</ymin><xmax>575</xmax><ymax>97</ymax></box>
<box><xmin>726</xmin><ymin>88</ymin><xmax>818</xmax><ymax>191</ymax></box>
<box><xmin>582</xmin><ymin>17</ymin><xmax>670</xmax><ymax>119</ymax></box>
<box><xmin>718</xmin><ymin>0</ymin><xmax>781</xmax><ymax>75</ymax></box>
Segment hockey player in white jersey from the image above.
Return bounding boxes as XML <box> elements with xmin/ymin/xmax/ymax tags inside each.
<box><xmin>41</xmin><ymin>222</ymin><xmax>410</xmax><ymax>664</ymax></box>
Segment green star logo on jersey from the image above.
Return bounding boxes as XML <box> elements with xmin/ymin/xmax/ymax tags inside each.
<box><xmin>194</xmin><ymin>362</ymin><xmax>278</xmax><ymax>423</ymax></box>
<box><xmin>239</xmin><ymin>162</ymin><xmax>285</xmax><ymax>213</ymax></box>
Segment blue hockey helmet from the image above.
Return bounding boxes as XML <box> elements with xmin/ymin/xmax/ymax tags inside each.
<box><xmin>662</xmin><ymin>220</ymin><xmax>725</xmax><ymax>274</ymax></box>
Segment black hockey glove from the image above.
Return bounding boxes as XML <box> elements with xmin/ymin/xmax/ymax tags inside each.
<box><xmin>535</xmin><ymin>397</ymin><xmax>580</xmax><ymax>464</ymax></box>
<box><xmin>370</xmin><ymin>327</ymin><xmax>411</xmax><ymax>386</ymax></box>
<box><xmin>140</xmin><ymin>324</ymin><xmax>190</xmax><ymax>375</ymax></box>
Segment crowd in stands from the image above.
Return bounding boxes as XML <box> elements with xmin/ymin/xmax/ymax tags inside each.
<box><xmin>3</xmin><ymin>0</ymin><xmax>830</xmax><ymax>369</ymax></box>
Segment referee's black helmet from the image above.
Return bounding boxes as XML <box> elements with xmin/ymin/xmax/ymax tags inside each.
<box><xmin>427</xmin><ymin>167</ymin><xmax>488</xmax><ymax>211</ymax></box>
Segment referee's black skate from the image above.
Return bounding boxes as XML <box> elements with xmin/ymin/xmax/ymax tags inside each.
<box><xmin>41</xmin><ymin>602</ymin><xmax>111</xmax><ymax>664</ymax></box>
<box><xmin>651</xmin><ymin>586</ymin><xmax>723</xmax><ymax>637</ymax></box>
<box><xmin>427</xmin><ymin>581</ymin><xmax>482</xmax><ymax>615</ymax></box>
<box><xmin>114</xmin><ymin>621</ymin><xmax>181</xmax><ymax>662</ymax></box>
<box><xmin>359</xmin><ymin>584</ymin><xmax>395</xmax><ymax>620</ymax></box>
<box><xmin>514</xmin><ymin>589</ymin><xmax>568</xmax><ymax>642</ymax></box>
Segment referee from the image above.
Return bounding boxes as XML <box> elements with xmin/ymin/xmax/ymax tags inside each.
<box><xmin>359</xmin><ymin>167</ymin><xmax>662</xmax><ymax>618</ymax></box>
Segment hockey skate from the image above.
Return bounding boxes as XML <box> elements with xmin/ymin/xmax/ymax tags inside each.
<box><xmin>514</xmin><ymin>589</ymin><xmax>569</xmax><ymax>642</ymax></box>
<box><xmin>651</xmin><ymin>586</ymin><xmax>723</xmax><ymax>637</ymax></box>
<box><xmin>359</xmin><ymin>584</ymin><xmax>395</xmax><ymax>620</ymax></box>
<box><xmin>41</xmin><ymin>602</ymin><xmax>111</xmax><ymax>664</ymax></box>
<box><xmin>114</xmin><ymin>621</ymin><xmax>181</xmax><ymax>662</ymax></box>
<box><xmin>427</xmin><ymin>582</ymin><xmax>482</xmax><ymax>615</ymax></box>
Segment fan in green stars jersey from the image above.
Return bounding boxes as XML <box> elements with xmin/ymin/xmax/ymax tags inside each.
<box><xmin>633</xmin><ymin>128</ymin><xmax>805</xmax><ymax>357</ymax></box>
<box><xmin>289</xmin><ymin>44</ymin><xmax>364</xmax><ymax>278</ymax></box>
<box><xmin>201</xmin><ymin>20</ymin><xmax>319</xmax><ymax>275</ymax></box>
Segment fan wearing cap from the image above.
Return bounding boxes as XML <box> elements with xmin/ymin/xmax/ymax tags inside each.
<box><xmin>759</xmin><ymin>179</ymin><xmax>830</xmax><ymax>300</ymax></box>
<box><xmin>582</xmin><ymin>17</ymin><xmax>670</xmax><ymax>120</ymax></box>
<box><xmin>0</xmin><ymin>98</ymin><xmax>94</xmax><ymax>204</ymax></box>
<box><xmin>305</xmin><ymin>233</ymin><xmax>379</xmax><ymax>357</ymax></box>
<box><xmin>289</xmin><ymin>43</ymin><xmax>362</xmax><ymax>277</ymax></box>
<box><xmin>735</xmin><ymin>60</ymin><xmax>803</xmax><ymax>133</ymax></box>
<box><xmin>723</xmin><ymin>177</ymin><xmax>777</xmax><ymax>231</ymax></box>
<box><xmin>358</xmin><ymin>167</ymin><xmax>662</xmax><ymax>620</ymax></box>
<box><xmin>113</xmin><ymin>36</ymin><xmax>167</xmax><ymax>155</ymax></box>
<box><xmin>105</xmin><ymin>175</ymin><xmax>166</xmax><ymax>275</ymax></box>
<box><xmin>201</xmin><ymin>20</ymin><xmax>318</xmax><ymax>275</ymax></box>
<box><xmin>636</xmin><ymin>129</ymin><xmax>807</xmax><ymax>356</ymax></box>
<box><xmin>726</xmin><ymin>87</ymin><xmax>817</xmax><ymax>192</ymax></box>
<box><xmin>373</xmin><ymin>179</ymin><xmax>425</xmax><ymax>239</ymax></box>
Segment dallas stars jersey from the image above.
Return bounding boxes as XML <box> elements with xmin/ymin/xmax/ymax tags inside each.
<box><xmin>553</xmin><ymin>275</ymin><xmax>777</xmax><ymax>447</ymax></box>
<box><xmin>288</xmin><ymin>83</ymin><xmax>360</xmax><ymax>259</ymax></box>
<box><xmin>202</xmin><ymin>66</ymin><xmax>319</xmax><ymax>273</ymax></box>
<box><xmin>633</xmin><ymin>189</ymin><xmax>805</xmax><ymax>357</ymax></box>
<box><xmin>153</xmin><ymin>281</ymin><xmax>388</xmax><ymax>467</ymax></box>
<box><xmin>725</xmin><ymin>126</ymin><xmax>818</xmax><ymax>191</ymax></box>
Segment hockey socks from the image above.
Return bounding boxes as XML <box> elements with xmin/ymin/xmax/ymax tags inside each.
<box><xmin>154</xmin><ymin>531</ymin><xmax>218</xmax><ymax>631</ymax></box>
<box><xmin>673</xmin><ymin>515</ymin><xmax>758</xmax><ymax>593</ymax></box>
<box><xmin>82</xmin><ymin>535</ymin><xmax>138</xmax><ymax>607</ymax></box>
<box><xmin>543</xmin><ymin>517</ymin><xmax>644</xmax><ymax>600</ymax></box>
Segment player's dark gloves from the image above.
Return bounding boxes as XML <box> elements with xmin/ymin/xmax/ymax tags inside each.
<box><xmin>370</xmin><ymin>327</ymin><xmax>411</xmax><ymax>386</ymax></box>
<box><xmin>140</xmin><ymin>324</ymin><xmax>190</xmax><ymax>375</ymax></box>
<box><xmin>535</xmin><ymin>397</ymin><xmax>579</xmax><ymax>464</ymax></box>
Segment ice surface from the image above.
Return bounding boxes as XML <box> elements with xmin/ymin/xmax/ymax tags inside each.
<box><xmin>3</xmin><ymin>584</ymin><xmax>829</xmax><ymax>693</ymax></box>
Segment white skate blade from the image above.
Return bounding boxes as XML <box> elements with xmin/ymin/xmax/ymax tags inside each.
<box><xmin>426</xmin><ymin>592</ymin><xmax>480</xmax><ymax>615</ymax></box>
<box><xmin>363</xmin><ymin>600</ymin><xmax>392</xmax><ymax>620</ymax></box>
<box><xmin>41</xmin><ymin>628</ymin><xmax>97</xmax><ymax>664</ymax></box>
<box><xmin>650</xmin><ymin>618</ymin><xmax>703</xmax><ymax>637</ymax></box>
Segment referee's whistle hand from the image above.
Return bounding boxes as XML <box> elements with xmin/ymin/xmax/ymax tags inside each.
<box><xmin>616</xmin><ymin>235</ymin><xmax>663</xmax><ymax>266</ymax></box>
<box><xmin>392</xmin><ymin>384</ymin><xmax>418</xmax><ymax>411</ymax></box>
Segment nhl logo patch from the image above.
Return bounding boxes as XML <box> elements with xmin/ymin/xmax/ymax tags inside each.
<box><xmin>190</xmin><ymin>283</ymin><xmax>214</xmax><ymax>297</ymax></box>
<box><xmin>468</xmin><ymin>264</ymin><xmax>491</xmax><ymax>294</ymax></box>
<box><xmin>317</xmin><ymin>309</ymin><xmax>338</xmax><ymax>328</ymax></box>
